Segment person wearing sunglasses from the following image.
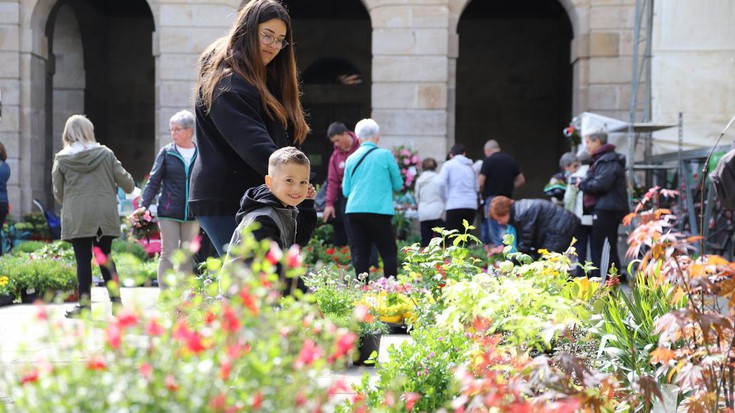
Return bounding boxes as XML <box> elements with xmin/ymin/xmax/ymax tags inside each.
<box><xmin>190</xmin><ymin>0</ymin><xmax>314</xmax><ymax>257</ymax></box>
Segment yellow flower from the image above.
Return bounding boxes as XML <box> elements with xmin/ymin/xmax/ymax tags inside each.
<box><xmin>0</xmin><ymin>276</ymin><xmax>8</xmax><ymax>287</ymax></box>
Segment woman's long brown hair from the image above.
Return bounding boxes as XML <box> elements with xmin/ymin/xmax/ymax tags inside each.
<box><xmin>196</xmin><ymin>0</ymin><xmax>309</xmax><ymax>144</ymax></box>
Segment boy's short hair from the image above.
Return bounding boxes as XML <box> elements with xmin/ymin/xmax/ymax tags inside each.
<box><xmin>268</xmin><ymin>146</ymin><xmax>310</xmax><ymax>175</ymax></box>
<box><xmin>326</xmin><ymin>122</ymin><xmax>348</xmax><ymax>139</ymax></box>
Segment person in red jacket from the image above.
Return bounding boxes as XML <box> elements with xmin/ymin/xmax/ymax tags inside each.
<box><xmin>322</xmin><ymin>121</ymin><xmax>360</xmax><ymax>246</ymax></box>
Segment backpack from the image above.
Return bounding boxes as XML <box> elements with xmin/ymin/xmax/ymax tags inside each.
<box><xmin>710</xmin><ymin>148</ymin><xmax>735</xmax><ymax>210</ymax></box>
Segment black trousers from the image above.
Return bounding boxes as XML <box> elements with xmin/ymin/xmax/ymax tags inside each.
<box><xmin>589</xmin><ymin>210</ymin><xmax>624</xmax><ymax>278</ymax></box>
<box><xmin>420</xmin><ymin>219</ymin><xmax>445</xmax><ymax>247</ymax></box>
<box><xmin>574</xmin><ymin>224</ymin><xmax>592</xmax><ymax>264</ymax></box>
<box><xmin>346</xmin><ymin>213</ymin><xmax>398</xmax><ymax>278</ymax></box>
<box><xmin>0</xmin><ymin>202</ymin><xmax>8</xmax><ymax>256</ymax></box>
<box><xmin>331</xmin><ymin>195</ymin><xmax>349</xmax><ymax>247</ymax></box>
<box><xmin>70</xmin><ymin>235</ymin><xmax>118</xmax><ymax>304</ymax></box>
<box><xmin>445</xmin><ymin>208</ymin><xmax>476</xmax><ymax>236</ymax></box>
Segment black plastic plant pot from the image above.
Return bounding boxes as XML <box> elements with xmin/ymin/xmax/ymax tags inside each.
<box><xmin>353</xmin><ymin>333</ymin><xmax>382</xmax><ymax>367</ymax></box>
<box><xmin>0</xmin><ymin>293</ymin><xmax>14</xmax><ymax>307</ymax></box>
<box><xmin>20</xmin><ymin>288</ymin><xmax>39</xmax><ymax>304</ymax></box>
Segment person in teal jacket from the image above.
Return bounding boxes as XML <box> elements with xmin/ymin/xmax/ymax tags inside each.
<box><xmin>342</xmin><ymin>118</ymin><xmax>403</xmax><ymax>278</ymax></box>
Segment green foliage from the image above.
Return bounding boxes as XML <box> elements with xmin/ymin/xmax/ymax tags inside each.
<box><xmin>343</xmin><ymin>328</ymin><xmax>471</xmax><ymax>413</ymax></box>
<box><xmin>0</xmin><ymin>252</ymin><xmax>76</xmax><ymax>296</ymax></box>
<box><xmin>391</xmin><ymin>210</ymin><xmax>418</xmax><ymax>242</ymax></box>
<box><xmin>111</xmin><ymin>239</ymin><xmax>149</xmax><ymax>262</ymax></box>
<box><xmin>112</xmin><ymin>252</ymin><xmax>157</xmax><ymax>287</ymax></box>
<box><xmin>11</xmin><ymin>241</ymin><xmax>48</xmax><ymax>254</ymax></box>
<box><xmin>590</xmin><ymin>269</ymin><xmax>687</xmax><ymax>393</ymax></box>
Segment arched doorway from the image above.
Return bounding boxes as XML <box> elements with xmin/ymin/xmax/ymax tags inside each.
<box><xmin>281</xmin><ymin>0</ymin><xmax>371</xmax><ymax>184</ymax></box>
<box><xmin>41</xmin><ymin>0</ymin><xmax>155</xmax><ymax>208</ymax></box>
<box><xmin>455</xmin><ymin>0</ymin><xmax>573</xmax><ymax>198</ymax></box>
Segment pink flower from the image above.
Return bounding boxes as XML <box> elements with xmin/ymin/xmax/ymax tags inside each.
<box><xmin>165</xmin><ymin>374</ymin><xmax>179</xmax><ymax>391</ymax></box>
<box><xmin>411</xmin><ymin>155</ymin><xmax>419</xmax><ymax>163</ymax></box>
<box><xmin>286</xmin><ymin>245</ymin><xmax>302</xmax><ymax>268</ymax></box>
<box><xmin>332</xmin><ymin>331</ymin><xmax>357</xmax><ymax>361</ymax></box>
<box><xmin>139</xmin><ymin>363</ymin><xmax>153</xmax><ymax>380</ymax></box>
<box><xmin>145</xmin><ymin>319</ymin><xmax>165</xmax><ymax>336</ymax></box>
<box><xmin>188</xmin><ymin>234</ymin><xmax>202</xmax><ymax>253</ymax></box>
<box><xmin>221</xmin><ymin>305</ymin><xmax>241</xmax><ymax>333</ymax></box>
<box><xmin>295</xmin><ymin>339</ymin><xmax>322</xmax><ymax>368</ymax></box>
<box><xmin>265</xmin><ymin>242</ymin><xmax>283</xmax><ymax>264</ymax></box>
<box><xmin>353</xmin><ymin>305</ymin><xmax>374</xmax><ymax>323</ymax></box>
<box><xmin>93</xmin><ymin>247</ymin><xmax>108</xmax><ymax>266</ymax></box>
<box><xmin>403</xmin><ymin>158</ymin><xmax>411</xmax><ymax>165</ymax></box>
<box><xmin>105</xmin><ymin>323</ymin><xmax>122</xmax><ymax>349</ymax></box>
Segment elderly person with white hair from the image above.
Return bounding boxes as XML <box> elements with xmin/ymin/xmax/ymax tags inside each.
<box><xmin>139</xmin><ymin>110</ymin><xmax>199</xmax><ymax>288</ymax></box>
<box><xmin>342</xmin><ymin>118</ymin><xmax>403</xmax><ymax>279</ymax></box>
<box><xmin>578</xmin><ymin>128</ymin><xmax>629</xmax><ymax>279</ymax></box>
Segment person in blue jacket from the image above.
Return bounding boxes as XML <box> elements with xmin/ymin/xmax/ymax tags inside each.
<box><xmin>0</xmin><ymin>143</ymin><xmax>10</xmax><ymax>256</ymax></box>
<box><xmin>139</xmin><ymin>110</ymin><xmax>199</xmax><ymax>288</ymax></box>
<box><xmin>342</xmin><ymin>118</ymin><xmax>403</xmax><ymax>279</ymax></box>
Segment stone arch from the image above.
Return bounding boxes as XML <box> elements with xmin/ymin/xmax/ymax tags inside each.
<box><xmin>21</xmin><ymin>0</ymin><xmax>157</xmax><ymax>209</ymax></box>
<box><xmin>452</xmin><ymin>0</ymin><xmax>575</xmax><ymax>198</ymax></box>
<box><xmin>448</xmin><ymin>0</ymin><xmax>579</xmax><ymax>36</ymax></box>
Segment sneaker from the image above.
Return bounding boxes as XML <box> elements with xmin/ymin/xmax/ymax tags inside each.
<box><xmin>65</xmin><ymin>305</ymin><xmax>90</xmax><ymax>318</ymax></box>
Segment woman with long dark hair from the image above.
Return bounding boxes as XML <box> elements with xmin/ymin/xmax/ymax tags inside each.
<box><xmin>189</xmin><ymin>0</ymin><xmax>313</xmax><ymax>256</ymax></box>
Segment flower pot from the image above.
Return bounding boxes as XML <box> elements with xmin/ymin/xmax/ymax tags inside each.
<box><xmin>0</xmin><ymin>293</ymin><xmax>14</xmax><ymax>306</ymax></box>
<box><xmin>20</xmin><ymin>288</ymin><xmax>39</xmax><ymax>304</ymax></box>
<box><xmin>353</xmin><ymin>333</ymin><xmax>381</xmax><ymax>367</ymax></box>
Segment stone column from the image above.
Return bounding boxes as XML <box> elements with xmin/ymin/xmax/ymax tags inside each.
<box><xmin>153</xmin><ymin>1</ymin><xmax>237</xmax><ymax>151</ymax></box>
<box><xmin>1</xmin><ymin>0</ymin><xmax>24</xmax><ymax>215</ymax></box>
<box><xmin>368</xmin><ymin>1</ymin><xmax>451</xmax><ymax>163</ymax></box>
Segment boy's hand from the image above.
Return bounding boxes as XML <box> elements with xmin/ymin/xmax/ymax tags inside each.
<box><xmin>306</xmin><ymin>184</ymin><xmax>316</xmax><ymax>200</ymax></box>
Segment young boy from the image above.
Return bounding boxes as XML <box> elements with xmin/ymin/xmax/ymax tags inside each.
<box><xmin>228</xmin><ymin>146</ymin><xmax>316</xmax><ymax>252</ymax></box>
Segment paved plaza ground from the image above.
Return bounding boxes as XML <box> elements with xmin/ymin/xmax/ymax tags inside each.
<box><xmin>0</xmin><ymin>286</ymin><xmax>410</xmax><ymax>409</ymax></box>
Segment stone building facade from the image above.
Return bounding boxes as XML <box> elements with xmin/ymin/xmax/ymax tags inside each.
<box><xmin>0</xmin><ymin>0</ymin><xmax>733</xmax><ymax>215</ymax></box>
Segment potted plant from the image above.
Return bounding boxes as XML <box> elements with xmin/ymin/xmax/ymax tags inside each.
<box><xmin>0</xmin><ymin>275</ymin><xmax>15</xmax><ymax>306</ymax></box>
<box><xmin>354</xmin><ymin>317</ymin><xmax>389</xmax><ymax>366</ymax></box>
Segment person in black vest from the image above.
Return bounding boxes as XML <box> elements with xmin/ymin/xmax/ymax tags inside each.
<box><xmin>189</xmin><ymin>0</ymin><xmax>314</xmax><ymax>257</ymax></box>
<box><xmin>578</xmin><ymin>128</ymin><xmax>629</xmax><ymax>278</ymax></box>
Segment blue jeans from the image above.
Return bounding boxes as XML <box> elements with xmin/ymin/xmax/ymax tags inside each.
<box><xmin>197</xmin><ymin>215</ymin><xmax>237</xmax><ymax>257</ymax></box>
<box><xmin>482</xmin><ymin>196</ymin><xmax>507</xmax><ymax>246</ymax></box>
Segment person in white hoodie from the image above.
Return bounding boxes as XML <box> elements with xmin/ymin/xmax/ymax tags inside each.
<box><xmin>439</xmin><ymin>144</ymin><xmax>480</xmax><ymax>235</ymax></box>
<box><xmin>415</xmin><ymin>158</ymin><xmax>445</xmax><ymax>246</ymax></box>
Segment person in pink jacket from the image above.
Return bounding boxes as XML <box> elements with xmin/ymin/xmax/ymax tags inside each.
<box><xmin>322</xmin><ymin>121</ymin><xmax>360</xmax><ymax>246</ymax></box>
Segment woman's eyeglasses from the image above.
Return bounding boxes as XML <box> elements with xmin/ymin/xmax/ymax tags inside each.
<box><xmin>260</xmin><ymin>32</ymin><xmax>288</xmax><ymax>50</ymax></box>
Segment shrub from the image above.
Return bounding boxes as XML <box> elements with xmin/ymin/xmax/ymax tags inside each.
<box><xmin>0</xmin><ymin>228</ymin><xmax>358</xmax><ymax>412</ymax></box>
<box><xmin>12</xmin><ymin>241</ymin><xmax>49</xmax><ymax>254</ymax></box>
<box><xmin>111</xmin><ymin>239</ymin><xmax>149</xmax><ymax>262</ymax></box>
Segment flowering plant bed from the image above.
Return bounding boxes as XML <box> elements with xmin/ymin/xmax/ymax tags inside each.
<box><xmin>392</xmin><ymin>145</ymin><xmax>420</xmax><ymax>192</ymax></box>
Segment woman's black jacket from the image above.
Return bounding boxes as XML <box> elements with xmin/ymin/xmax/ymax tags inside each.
<box><xmin>510</xmin><ymin>199</ymin><xmax>580</xmax><ymax>256</ymax></box>
<box><xmin>141</xmin><ymin>143</ymin><xmax>197</xmax><ymax>221</ymax></box>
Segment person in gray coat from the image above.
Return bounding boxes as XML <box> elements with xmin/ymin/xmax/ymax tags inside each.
<box><xmin>52</xmin><ymin>115</ymin><xmax>135</xmax><ymax>318</ymax></box>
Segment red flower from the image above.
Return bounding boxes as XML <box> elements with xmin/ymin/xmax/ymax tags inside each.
<box><xmin>145</xmin><ymin>319</ymin><xmax>165</xmax><ymax>336</ymax></box>
<box><xmin>252</xmin><ymin>392</ymin><xmax>264</xmax><ymax>409</ymax></box>
<box><xmin>403</xmin><ymin>392</ymin><xmax>420</xmax><ymax>411</ymax></box>
<box><xmin>219</xmin><ymin>359</ymin><xmax>232</xmax><ymax>380</ymax></box>
<box><xmin>326</xmin><ymin>247</ymin><xmax>336</xmax><ymax>255</ymax></box>
<box><xmin>210</xmin><ymin>393</ymin><xmax>227</xmax><ymax>411</ymax></box>
<box><xmin>35</xmin><ymin>304</ymin><xmax>47</xmax><ymax>321</ymax></box>
<box><xmin>116</xmin><ymin>311</ymin><xmax>139</xmax><ymax>329</ymax></box>
<box><xmin>173</xmin><ymin>322</ymin><xmax>208</xmax><ymax>354</ymax></box>
<box><xmin>239</xmin><ymin>287</ymin><xmax>259</xmax><ymax>316</ymax></box>
<box><xmin>353</xmin><ymin>305</ymin><xmax>374</xmax><ymax>323</ymax></box>
<box><xmin>222</xmin><ymin>305</ymin><xmax>241</xmax><ymax>332</ymax></box>
<box><xmin>332</xmin><ymin>331</ymin><xmax>357</xmax><ymax>361</ymax></box>
<box><xmin>20</xmin><ymin>369</ymin><xmax>39</xmax><ymax>385</ymax></box>
<box><xmin>294</xmin><ymin>391</ymin><xmax>307</xmax><ymax>407</ymax></box>
<box><xmin>93</xmin><ymin>246</ymin><xmax>108</xmax><ymax>266</ymax></box>
<box><xmin>86</xmin><ymin>357</ymin><xmax>106</xmax><ymax>371</ymax></box>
